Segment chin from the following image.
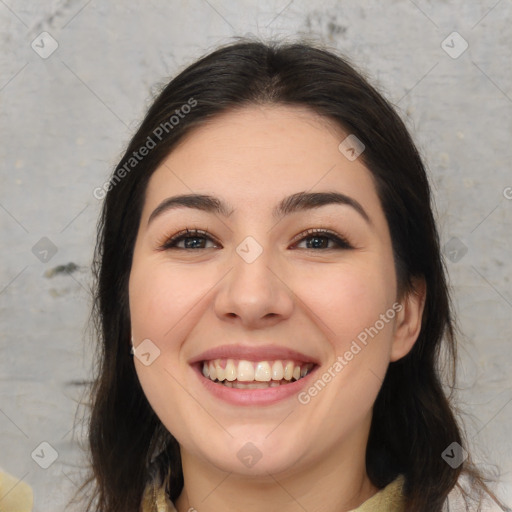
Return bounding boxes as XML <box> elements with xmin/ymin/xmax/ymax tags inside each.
<box><xmin>198</xmin><ymin>434</ymin><xmax>307</xmax><ymax>477</ymax></box>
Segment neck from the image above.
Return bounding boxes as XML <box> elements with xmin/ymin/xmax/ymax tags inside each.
<box><xmin>174</xmin><ymin>424</ymin><xmax>378</xmax><ymax>512</ymax></box>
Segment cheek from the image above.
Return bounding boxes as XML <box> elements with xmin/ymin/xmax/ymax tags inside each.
<box><xmin>129</xmin><ymin>262</ymin><xmax>202</xmax><ymax>435</ymax></box>
<box><xmin>129</xmin><ymin>261</ymin><xmax>209</xmax><ymax>340</ymax></box>
<box><xmin>295</xmin><ymin>266</ymin><xmax>397</xmax><ymax>432</ymax></box>
<box><xmin>293</xmin><ymin>261</ymin><xmax>396</xmax><ymax>348</ymax></box>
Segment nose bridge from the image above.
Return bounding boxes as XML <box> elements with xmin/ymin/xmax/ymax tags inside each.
<box><xmin>214</xmin><ymin>231</ymin><xmax>293</xmax><ymax>326</ymax></box>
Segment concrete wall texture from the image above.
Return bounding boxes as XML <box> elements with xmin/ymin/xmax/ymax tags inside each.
<box><xmin>1</xmin><ymin>1</ymin><xmax>511</xmax><ymax>510</ymax></box>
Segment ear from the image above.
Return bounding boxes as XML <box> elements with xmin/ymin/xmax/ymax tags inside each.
<box><xmin>390</xmin><ymin>277</ymin><xmax>427</xmax><ymax>362</ymax></box>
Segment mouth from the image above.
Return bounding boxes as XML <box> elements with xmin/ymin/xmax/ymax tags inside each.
<box><xmin>201</xmin><ymin>358</ymin><xmax>316</xmax><ymax>388</ymax></box>
<box><xmin>191</xmin><ymin>358</ymin><xmax>319</xmax><ymax>405</ymax></box>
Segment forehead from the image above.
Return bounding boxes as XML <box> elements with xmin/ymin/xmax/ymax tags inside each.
<box><xmin>142</xmin><ymin>105</ymin><xmax>382</xmax><ymax>222</ymax></box>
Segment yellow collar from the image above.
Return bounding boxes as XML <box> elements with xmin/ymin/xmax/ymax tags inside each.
<box><xmin>142</xmin><ymin>474</ymin><xmax>406</xmax><ymax>512</ymax></box>
<box><xmin>350</xmin><ymin>475</ymin><xmax>405</xmax><ymax>511</ymax></box>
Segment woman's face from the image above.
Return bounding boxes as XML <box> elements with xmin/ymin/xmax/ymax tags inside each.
<box><xmin>128</xmin><ymin>105</ymin><xmax>422</xmax><ymax>477</ymax></box>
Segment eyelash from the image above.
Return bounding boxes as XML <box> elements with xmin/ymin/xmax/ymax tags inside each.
<box><xmin>157</xmin><ymin>227</ymin><xmax>354</xmax><ymax>251</ymax></box>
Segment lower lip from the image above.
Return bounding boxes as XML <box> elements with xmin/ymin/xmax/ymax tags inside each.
<box><xmin>192</xmin><ymin>363</ymin><xmax>319</xmax><ymax>406</ymax></box>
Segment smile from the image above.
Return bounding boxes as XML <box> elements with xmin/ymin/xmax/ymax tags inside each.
<box><xmin>192</xmin><ymin>359</ymin><xmax>319</xmax><ymax>406</ymax></box>
<box><xmin>202</xmin><ymin>359</ymin><xmax>315</xmax><ymax>388</ymax></box>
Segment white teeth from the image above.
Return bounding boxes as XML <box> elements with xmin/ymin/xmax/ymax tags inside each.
<box><xmin>208</xmin><ymin>361</ymin><xmax>216</xmax><ymax>381</ymax></box>
<box><xmin>225</xmin><ymin>359</ymin><xmax>237</xmax><ymax>381</ymax></box>
<box><xmin>201</xmin><ymin>359</ymin><xmax>314</xmax><ymax>385</ymax></box>
<box><xmin>284</xmin><ymin>361</ymin><xmax>294</xmax><ymax>381</ymax></box>
<box><xmin>237</xmin><ymin>360</ymin><xmax>255</xmax><ymax>382</ymax></box>
<box><xmin>272</xmin><ymin>360</ymin><xmax>284</xmax><ymax>380</ymax></box>
<box><xmin>215</xmin><ymin>361</ymin><xmax>225</xmax><ymax>381</ymax></box>
<box><xmin>232</xmin><ymin>381</ymin><xmax>271</xmax><ymax>389</ymax></box>
<box><xmin>255</xmin><ymin>361</ymin><xmax>271</xmax><ymax>381</ymax></box>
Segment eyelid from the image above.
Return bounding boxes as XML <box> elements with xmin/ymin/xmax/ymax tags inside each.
<box><xmin>289</xmin><ymin>228</ymin><xmax>353</xmax><ymax>250</ymax></box>
<box><xmin>156</xmin><ymin>228</ymin><xmax>218</xmax><ymax>250</ymax></box>
<box><xmin>157</xmin><ymin>227</ymin><xmax>354</xmax><ymax>251</ymax></box>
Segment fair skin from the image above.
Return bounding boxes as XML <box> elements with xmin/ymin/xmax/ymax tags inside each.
<box><xmin>128</xmin><ymin>105</ymin><xmax>426</xmax><ymax>512</ymax></box>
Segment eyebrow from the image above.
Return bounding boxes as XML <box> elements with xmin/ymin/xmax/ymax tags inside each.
<box><xmin>147</xmin><ymin>191</ymin><xmax>372</xmax><ymax>226</ymax></box>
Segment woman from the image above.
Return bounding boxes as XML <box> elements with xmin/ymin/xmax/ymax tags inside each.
<box><xmin>81</xmin><ymin>39</ymin><xmax>509</xmax><ymax>512</ymax></box>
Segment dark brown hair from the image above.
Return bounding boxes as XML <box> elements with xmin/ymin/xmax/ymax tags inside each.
<box><xmin>80</xmin><ymin>38</ymin><xmax>507</xmax><ymax>512</ymax></box>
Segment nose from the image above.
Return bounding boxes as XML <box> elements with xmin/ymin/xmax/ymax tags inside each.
<box><xmin>213</xmin><ymin>241</ymin><xmax>294</xmax><ymax>329</ymax></box>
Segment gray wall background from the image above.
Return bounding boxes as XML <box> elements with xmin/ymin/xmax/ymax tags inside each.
<box><xmin>1</xmin><ymin>1</ymin><xmax>511</xmax><ymax>510</ymax></box>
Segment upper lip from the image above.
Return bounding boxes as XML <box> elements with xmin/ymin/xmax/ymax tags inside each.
<box><xmin>188</xmin><ymin>344</ymin><xmax>320</xmax><ymax>365</ymax></box>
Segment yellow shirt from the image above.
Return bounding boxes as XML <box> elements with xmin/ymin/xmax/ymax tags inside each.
<box><xmin>141</xmin><ymin>474</ymin><xmax>406</xmax><ymax>512</ymax></box>
<box><xmin>0</xmin><ymin>470</ymin><xmax>34</xmax><ymax>512</ymax></box>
